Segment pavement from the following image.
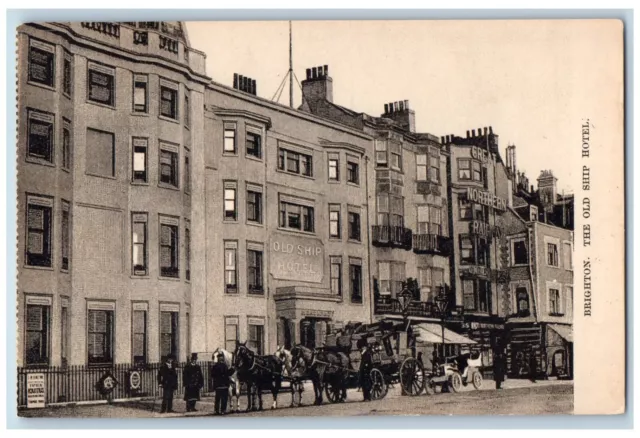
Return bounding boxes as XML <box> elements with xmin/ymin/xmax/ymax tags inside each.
<box><xmin>18</xmin><ymin>378</ymin><xmax>573</xmax><ymax>418</ymax></box>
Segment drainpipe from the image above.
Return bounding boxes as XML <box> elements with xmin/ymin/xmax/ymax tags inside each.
<box><xmin>365</xmin><ymin>155</ymin><xmax>374</xmax><ymax>324</ymax></box>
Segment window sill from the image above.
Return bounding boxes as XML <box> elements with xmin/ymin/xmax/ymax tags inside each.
<box><xmin>275</xmin><ymin>168</ymin><xmax>315</xmax><ymax>181</ymax></box>
<box><xmin>28</xmin><ymin>81</ymin><xmax>56</xmax><ymax>92</ymax></box>
<box><xmin>158</xmin><ymin>276</ymin><xmax>181</xmax><ymax>282</ymax></box>
<box><xmin>61</xmin><ymin>167</ymin><xmax>71</xmax><ymax>174</ymax></box>
<box><xmin>184</xmin><ymin>125</ymin><xmax>191</xmax><ymax>131</ymax></box>
<box><xmin>548</xmin><ymin>313</ymin><xmax>565</xmax><ymax>317</ymax></box>
<box><xmin>245</xmin><ymin>154</ymin><xmax>263</xmax><ymax>163</ymax></box>
<box><xmin>511</xmin><ymin>263</ymin><xmax>529</xmax><ymax>268</ymax></box>
<box><xmin>348</xmin><ymin>239</ymin><xmax>362</xmax><ymax>244</ymax></box>
<box><xmin>131</xmin><ymin>112</ymin><xmax>150</xmax><ymax>117</ymax></box>
<box><xmin>328</xmin><ymin>236</ymin><xmax>342</xmax><ymax>242</ymax></box>
<box><xmin>130</xmin><ymin>274</ymin><xmax>149</xmax><ymax>279</ymax></box>
<box><xmin>328</xmin><ymin>180</ymin><xmax>340</xmax><ymax>184</ymax></box>
<box><xmin>60</xmin><ymin>269</ymin><xmax>69</xmax><ymax>274</ymax></box>
<box><xmin>85</xmin><ymin>172</ymin><xmax>116</xmax><ymax>180</ymax></box>
<box><xmin>346</xmin><ymin>181</ymin><xmax>360</xmax><ymax>188</ymax></box>
<box><xmin>131</xmin><ymin>181</ymin><xmax>149</xmax><ymax>186</ymax></box>
<box><xmin>350</xmin><ymin>300</ymin><xmax>364</xmax><ymax>306</ymax></box>
<box><xmin>546</xmin><ymin>264</ymin><xmax>561</xmax><ymax>269</ymax></box>
<box><xmin>23</xmin><ymin>265</ymin><xmax>54</xmax><ymax>271</ymax></box>
<box><xmin>158</xmin><ymin>183</ymin><xmax>181</xmax><ymax>191</ymax></box>
<box><xmin>222</xmin><ymin>151</ymin><xmax>239</xmax><ymax>157</ymax></box>
<box><xmin>86</xmin><ymin>99</ymin><xmax>116</xmax><ymax>110</ymax></box>
<box><xmin>224</xmin><ymin>291</ymin><xmax>239</xmax><ymax>296</ymax></box>
<box><xmin>158</xmin><ymin>115</ymin><xmax>180</xmax><ymax>125</ymax></box>
<box><xmin>223</xmin><ymin>218</ymin><xmax>239</xmax><ymax>224</ymax></box>
<box><xmin>277</xmin><ymin>227</ymin><xmax>315</xmax><ymax>237</ymax></box>
<box><xmin>246</xmin><ymin>220</ymin><xmax>264</xmax><ymax>228</ymax></box>
<box><xmin>248</xmin><ymin>291</ymin><xmax>265</xmax><ymax>297</ymax></box>
<box><xmin>63</xmin><ymin>91</ymin><xmax>72</xmax><ymax>100</ymax></box>
<box><xmin>26</xmin><ymin>157</ymin><xmax>55</xmax><ymax>168</ymax></box>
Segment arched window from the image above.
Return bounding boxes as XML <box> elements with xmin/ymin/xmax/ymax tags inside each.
<box><xmin>516</xmin><ymin>287</ymin><xmax>530</xmax><ymax>317</ymax></box>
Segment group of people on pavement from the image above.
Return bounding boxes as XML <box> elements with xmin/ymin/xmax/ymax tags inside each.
<box><xmin>156</xmin><ymin>352</ymin><xmax>235</xmax><ymax>415</ymax></box>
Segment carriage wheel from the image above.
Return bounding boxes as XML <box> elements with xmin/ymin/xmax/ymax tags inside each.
<box><xmin>324</xmin><ymin>380</ymin><xmax>345</xmax><ymax>403</ymax></box>
<box><xmin>400</xmin><ymin>357</ymin><xmax>426</xmax><ymax>396</ymax></box>
<box><xmin>449</xmin><ymin>372</ymin><xmax>463</xmax><ymax>393</ymax></box>
<box><xmin>471</xmin><ymin>371</ymin><xmax>483</xmax><ymax>390</ymax></box>
<box><xmin>370</xmin><ymin>368</ymin><xmax>388</xmax><ymax>400</ymax></box>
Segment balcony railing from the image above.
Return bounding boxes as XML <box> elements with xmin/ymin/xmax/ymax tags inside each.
<box><xmin>412</xmin><ymin>233</ymin><xmax>452</xmax><ymax>256</ymax></box>
<box><xmin>374</xmin><ymin>297</ymin><xmax>465</xmax><ymax>319</ymax></box>
<box><xmin>81</xmin><ymin>22</ymin><xmax>120</xmax><ymax>38</ymax></box>
<box><xmin>371</xmin><ymin>225</ymin><xmax>413</xmax><ymax>250</ymax></box>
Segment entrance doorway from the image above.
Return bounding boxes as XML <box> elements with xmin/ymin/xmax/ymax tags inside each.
<box><xmin>300</xmin><ymin>318</ymin><xmax>329</xmax><ymax>349</ymax></box>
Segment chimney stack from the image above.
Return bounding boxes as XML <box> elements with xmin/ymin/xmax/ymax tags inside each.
<box><xmin>232</xmin><ymin>73</ymin><xmax>257</xmax><ymax>96</ymax></box>
<box><xmin>381</xmin><ymin>99</ymin><xmax>416</xmax><ymax>133</ymax></box>
<box><xmin>301</xmin><ymin>64</ymin><xmax>333</xmax><ymax>103</ymax></box>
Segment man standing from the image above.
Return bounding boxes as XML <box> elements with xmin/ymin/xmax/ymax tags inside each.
<box><xmin>359</xmin><ymin>343</ymin><xmax>373</xmax><ymax>402</ymax></box>
<box><xmin>529</xmin><ymin>350</ymin><xmax>538</xmax><ymax>383</ymax></box>
<box><xmin>211</xmin><ymin>352</ymin><xmax>234</xmax><ymax>415</ymax></box>
<box><xmin>493</xmin><ymin>351</ymin><xmax>506</xmax><ymax>390</ymax></box>
<box><xmin>157</xmin><ymin>354</ymin><xmax>178</xmax><ymax>414</ymax></box>
<box><xmin>183</xmin><ymin>353</ymin><xmax>204</xmax><ymax>412</ymax></box>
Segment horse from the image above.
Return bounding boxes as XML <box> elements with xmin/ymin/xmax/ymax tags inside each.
<box><xmin>290</xmin><ymin>344</ymin><xmax>349</xmax><ymax>405</ymax></box>
<box><xmin>211</xmin><ymin>348</ymin><xmax>240</xmax><ymax>413</ymax></box>
<box><xmin>233</xmin><ymin>341</ymin><xmax>285</xmax><ymax>411</ymax></box>
<box><xmin>275</xmin><ymin>345</ymin><xmax>305</xmax><ymax>407</ymax></box>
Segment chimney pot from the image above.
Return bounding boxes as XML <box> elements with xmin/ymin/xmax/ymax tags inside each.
<box><xmin>466</xmin><ymin>130</ymin><xmax>470</xmax><ymax>138</ymax></box>
<box><xmin>404</xmin><ymin>100</ymin><xmax>409</xmax><ymax>110</ymax></box>
<box><xmin>306</xmin><ymin>68</ymin><xmax>311</xmax><ymax>80</ymax></box>
<box><xmin>324</xmin><ymin>65</ymin><xmax>329</xmax><ymax>76</ymax></box>
<box><xmin>384</xmin><ymin>104</ymin><xmax>389</xmax><ymax>114</ymax></box>
<box><xmin>441</xmin><ymin>136</ymin><xmax>445</xmax><ymax>143</ymax></box>
<box><xmin>244</xmin><ymin>77</ymin><xmax>250</xmax><ymax>92</ymax></box>
<box><xmin>312</xmin><ymin>67</ymin><xmax>317</xmax><ymax>79</ymax></box>
<box><xmin>472</xmin><ymin>129</ymin><xmax>476</xmax><ymax>137</ymax></box>
<box><xmin>394</xmin><ymin>102</ymin><xmax>399</xmax><ymax>112</ymax></box>
<box><xmin>252</xmin><ymin>79</ymin><xmax>257</xmax><ymax>95</ymax></box>
<box><xmin>399</xmin><ymin>101</ymin><xmax>404</xmax><ymax>111</ymax></box>
<box><xmin>478</xmin><ymin>128</ymin><xmax>482</xmax><ymax>137</ymax></box>
<box><xmin>233</xmin><ymin>73</ymin><xmax>238</xmax><ymax>89</ymax></box>
<box><xmin>489</xmin><ymin>126</ymin><xmax>493</xmax><ymax>134</ymax></box>
<box><xmin>484</xmin><ymin>127</ymin><xmax>488</xmax><ymax>135</ymax></box>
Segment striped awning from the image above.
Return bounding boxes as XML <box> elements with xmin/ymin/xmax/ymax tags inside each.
<box><xmin>414</xmin><ymin>323</ymin><xmax>477</xmax><ymax>345</ymax></box>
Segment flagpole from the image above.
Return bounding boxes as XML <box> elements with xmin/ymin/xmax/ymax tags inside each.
<box><xmin>289</xmin><ymin>21</ymin><xmax>293</xmax><ymax>108</ymax></box>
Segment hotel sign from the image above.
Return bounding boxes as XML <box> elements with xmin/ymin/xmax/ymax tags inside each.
<box><xmin>466</xmin><ymin>187</ymin><xmax>507</xmax><ymax>212</ymax></box>
<box><xmin>270</xmin><ymin>234</ymin><xmax>324</xmax><ymax>283</ymax></box>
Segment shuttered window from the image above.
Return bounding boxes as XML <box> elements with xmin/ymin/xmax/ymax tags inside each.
<box><xmin>26</xmin><ymin>199</ymin><xmax>52</xmax><ymax>267</ymax></box>
<box><xmin>132</xmin><ymin>309</ymin><xmax>147</xmax><ymax>363</ymax></box>
<box><xmin>160</xmin><ymin>311</ymin><xmax>179</xmax><ymax>358</ymax></box>
<box><xmin>25</xmin><ymin>304</ymin><xmax>50</xmax><ymax>365</ymax></box>
<box><xmin>88</xmin><ymin>309</ymin><xmax>113</xmax><ymax>365</ymax></box>
<box><xmin>159</xmin><ymin>222</ymin><xmax>179</xmax><ymax>278</ymax></box>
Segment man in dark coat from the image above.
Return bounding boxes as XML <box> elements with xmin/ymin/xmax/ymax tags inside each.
<box><xmin>183</xmin><ymin>353</ymin><xmax>204</xmax><ymax>412</ymax></box>
<box><xmin>493</xmin><ymin>352</ymin><xmax>506</xmax><ymax>390</ymax></box>
<box><xmin>359</xmin><ymin>344</ymin><xmax>373</xmax><ymax>402</ymax></box>
<box><xmin>157</xmin><ymin>355</ymin><xmax>178</xmax><ymax>413</ymax></box>
<box><xmin>210</xmin><ymin>352</ymin><xmax>234</xmax><ymax>415</ymax></box>
<box><xmin>528</xmin><ymin>351</ymin><xmax>538</xmax><ymax>383</ymax></box>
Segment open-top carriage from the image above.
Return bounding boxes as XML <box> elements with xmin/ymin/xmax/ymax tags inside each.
<box><xmin>320</xmin><ymin>318</ymin><xmax>427</xmax><ymax>402</ymax></box>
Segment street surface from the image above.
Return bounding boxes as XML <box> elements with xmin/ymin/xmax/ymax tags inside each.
<box><xmin>19</xmin><ymin>379</ymin><xmax>572</xmax><ymax>418</ymax></box>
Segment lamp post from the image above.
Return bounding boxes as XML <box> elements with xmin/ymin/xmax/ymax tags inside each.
<box><xmin>435</xmin><ymin>287</ymin><xmax>449</xmax><ymax>359</ymax></box>
<box><xmin>397</xmin><ymin>283</ymin><xmax>414</xmax><ymax>323</ymax></box>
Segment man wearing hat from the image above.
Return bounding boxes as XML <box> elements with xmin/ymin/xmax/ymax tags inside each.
<box><xmin>358</xmin><ymin>341</ymin><xmax>373</xmax><ymax>402</ymax></box>
<box><xmin>183</xmin><ymin>353</ymin><xmax>204</xmax><ymax>412</ymax></box>
<box><xmin>157</xmin><ymin>354</ymin><xmax>178</xmax><ymax>414</ymax></box>
<box><xmin>210</xmin><ymin>352</ymin><xmax>234</xmax><ymax>415</ymax></box>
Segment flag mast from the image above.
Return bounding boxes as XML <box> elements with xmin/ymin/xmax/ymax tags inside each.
<box><xmin>289</xmin><ymin>20</ymin><xmax>293</xmax><ymax>108</ymax></box>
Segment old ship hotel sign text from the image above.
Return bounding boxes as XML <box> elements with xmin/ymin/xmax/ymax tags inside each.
<box><xmin>16</xmin><ymin>21</ymin><xmax>574</xmax><ymax>385</ymax></box>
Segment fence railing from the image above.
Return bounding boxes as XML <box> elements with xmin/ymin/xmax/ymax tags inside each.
<box><xmin>17</xmin><ymin>361</ymin><xmax>219</xmax><ymax>408</ymax></box>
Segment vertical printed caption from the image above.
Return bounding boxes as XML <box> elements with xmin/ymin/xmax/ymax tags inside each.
<box><xmin>581</xmin><ymin>119</ymin><xmax>592</xmax><ymax>318</ymax></box>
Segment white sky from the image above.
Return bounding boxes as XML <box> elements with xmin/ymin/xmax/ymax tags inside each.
<box><xmin>186</xmin><ymin>19</ymin><xmax>623</xmax><ymax>194</ymax></box>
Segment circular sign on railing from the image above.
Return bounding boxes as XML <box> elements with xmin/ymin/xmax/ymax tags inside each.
<box><xmin>129</xmin><ymin>370</ymin><xmax>142</xmax><ymax>391</ymax></box>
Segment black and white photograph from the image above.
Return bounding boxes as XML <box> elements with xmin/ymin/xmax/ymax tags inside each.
<box><xmin>12</xmin><ymin>17</ymin><xmax>625</xmax><ymax>420</ymax></box>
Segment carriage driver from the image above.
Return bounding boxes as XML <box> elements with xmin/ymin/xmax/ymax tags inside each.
<box><xmin>358</xmin><ymin>341</ymin><xmax>374</xmax><ymax>402</ymax></box>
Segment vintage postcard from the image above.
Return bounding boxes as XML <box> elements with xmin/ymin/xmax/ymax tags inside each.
<box><xmin>14</xmin><ymin>18</ymin><xmax>624</xmax><ymax>419</ymax></box>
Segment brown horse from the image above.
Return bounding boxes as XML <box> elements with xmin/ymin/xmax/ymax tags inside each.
<box><xmin>290</xmin><ymin>344</ymin><xmax>350</xmax><ymax>405</ymax></box>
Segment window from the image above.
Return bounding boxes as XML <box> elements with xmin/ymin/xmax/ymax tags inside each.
<box><xmin>460</xmin><ymin>234</ymin><xmax>489</xmax><ymax>266</ymax></box>
<box><xmin>459</xmin><ymin>199</ymin><xmax>472</xmax><ymax>220</ymax></box>
<box><xmin>247</xmin><ymin>247</ymin><xmax>263</xmax><ymax>294</ymax></box>
<box><xmin>417</xmin><ymin>205</ymin><xmax>442</xmax><ymax>235</ymax></box>
<box><xmin>62</xmin><ymin>118</ymin><xmax>71</xmax><ymax>170</ymax></box>
<box><xmin>516</xmin><ymin>287</ymin><xmax>530</xmax><ymax>316</ymax></box>
<box><xmin>375</xmin><ymin>140</ymin><xmax>388</xmax><ymax>167</ymax></box>
<box><xmin>224</xmin><ymin>182</ymin><xmax>238</xmax><ymax>221</ymax></box>
<box><xmin>462</xmin><ymin>279</ymin><xmax>475</xmax><ymax>311</ymax></box>
<box><xmin>159</xmin><ymin>80</ymin><xmax>178</xmax><ymax>120</ymax></box>
<box><xmin>563</xmin><ymin>242</ymin><xmax>572</xmax><ymax>269</ymax></box>
<box><xmin>224</xmin><ymin>241</ymin><xmax>238</xmax><ymax>294</ymax></box>
<box><xmin>133</xmin><ymin>74</ymin><xmax>148</xmax><ymax>113</ymax></box>
<box><xmin>159</xmin><ymin>143</ymin><xmax>179</xmax><ymax>188</ymax></box>
<box><xmin>247</xmin><ymin>186</ymin><xmax>263</xmax><ymax>224</ymax></box>
<box><xmin>547</xmin><ymin>243</ymin><xmax>559</xmax><ymax>267</ymax></box>
<box><xmin>25</xmin><ymin>299</ymin><xmax>51</xmax><ymax>365</ymax></box>
<box><xmin>478</xmin><ymin>280</ymin><xmax>491</xmax><ymax>313</ymax></box>
<box><xmin>279</xmin><ymin>197</ymin><xmax>314</xmax><ymax>232</ymax></box>
<box><xmin>248</xmin><ymin>321</ymin><xmax>265</xmax><ymax>355</ymax></box>
<box><xmin>377</xmin><ymin>194</ymin><xmax>404</xmax><ymax>227</ymax></box>
<box><xmin>512</xmin><ymin>239</ymin><xmax>528</xmax><ymax>266</ymax></box>
<box><xmin>429</xmin><ymin>155</ymin><xmax>440</xmax><ymax>183</ymax></box>
<box><xmin>246</xmin><ymin>131</ymin><xmax>262</xmax><ymax>159</ymax></box>
<box><xmin>63</xmin><ymin>51</ymin><xmax>73</xmax><ymax>97</ymax></box>
<box><xmin>27</xmin><ymin>109</ymin><xmax>54</xmax><ymax>163</ymax></box>
<box><xmin>61</xmin><ymin>299</ymin><xmax>69</xmax><ymax>365</ymax></box>
<box><xmin>160</xmin><ymin>308</ymin><xmax>179</xmax><ymax>358</ymax></box>
<box><xmin>377</xmin><ymin>262</ymin><xmax>391</xmax><ymax>296</ymax></box>
<box><xmin>87</xmin><ymin>62</ymin><xmax>115</xmax><ymax>107</ymax></box>
<box><xmin>349</xmin><ymin>259</ymin><xmax>363</xmax><ymax>303</ymax></box>
<box><xmin>86</xmin><ymin>128</ymin><xmax>115</xmax><ymax>178</ymax></box>
<box><xmin>462</xmin><ymin>279</ymin><xmax>491</xmax><ymax>313</ymax></box>
<box><xmin>278</xmin><ymin>148</ymin><xmax>313</xmax><ymax>177</ymax></box>
<box><xmin>26</xmin><ymin>195</ymin><xmax>53</xmax><ymax>267</ymax></box>
<box><xmin>419</xmin><ymin>268</ymin><xmax>444</xmax><ymax>302</ymax></box>
<box><xmin>132</xmin><ymin>304</ymin><xmax>147</xmax><ymax>364</ymax></box>
<box><xmin>348</xmin><ymin>211</ymin><xmax>361</xmax><ymax>241</ymax></box>
<box><xmin>390</xmin><ymin>141</ymin><xmax>402</xmax><ymax>170</ymax></box>
<box><xmin>185</xmin><ymin>224</ymin><xmax>191</xmax><ymax>281</ymax></box>
<box><xmin>184</xmin><ymin>92</ymin><xmax>190</xmax><ymax>128</ymax></box>
<box><xmin>87</xmin><ymin>305</ymin><xmax>114</xmax><ymax>365</ymax></box>
<box><xmin>225</xmin><ymin>317</ymin><xmax>239</xmax><ymax>352</ymax></box>
<box><xmin>61</xmin><ymin>201</ymin><xmax>70</xmax><ymax>271</ymax></box>
<box><xmin>184</xmin><ymin>151</ymin><xmax>191</xmax><ymax>194</ymax></box>
<box><xmin>223</xmin><ymin>125</ymin><xmax>236</xmax><ymax>153</ymax></box>
<box><xmin>330</xmin><ymin>257</ymin><xmax>342</xmax><ymax>297</ymax></box>
<box><xmin>549</xmin><ymin>288</ymin><xmax>562</xmax><ymax>315</ymax></box>
<box><xmin>472</xmin><ymin>161</ymin><xmax>482</xmax><ymax>182</ymax></box>
<box><xmin>28</xmin><ymin>38</ymin><xmax>55</xmax><ymax>88</ymax></box>
<box><xmin>347</xmin><ymin>161</ymin><xmax>359</xmax><ymax>184</ymax></box>
<box><xmin>132</xmin><ymin>213</ymin><xmax>148</xmax><ymax>276</ymax></box>
<box><xmin>416</xmin><ymin>155</ymin><xmax>427</xmax><ymax>181</ymax></box>
<box><xmin>458</xmin><ymin>159</ymin><xmax>471</xmax><ymax>181</ymax></box>
<box><xmin>328</xmin><ymin>156</ymin><xmax>339</xmax><ymax>181</ymax></box>
<box><xmin>329</xmin><ymin>204</ymin><xmax>341</xmax><ymax>238</ymax></box>
<box><xmin>159</xmin><ymin>217</ymin><xmax>179</xmax><ymax>278</ymax></box>
<box><xmin>473</xmin><ymin>203</ymin><xmax>488</xmax><ymax>222</ymax></box>
<box><xmin>391</xmin><ymin>262</ymin><xmax>406</xmax><ymax>297</ymax></box>
<box><xmin>460</xmin><ymin>235</ymin><xmax>474</xmax><ymax>264</ymax></box>
<box><xmin>132</xmin><ymin>137</ymin><xmax>148</xmax><ymax>183</ymax></box>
